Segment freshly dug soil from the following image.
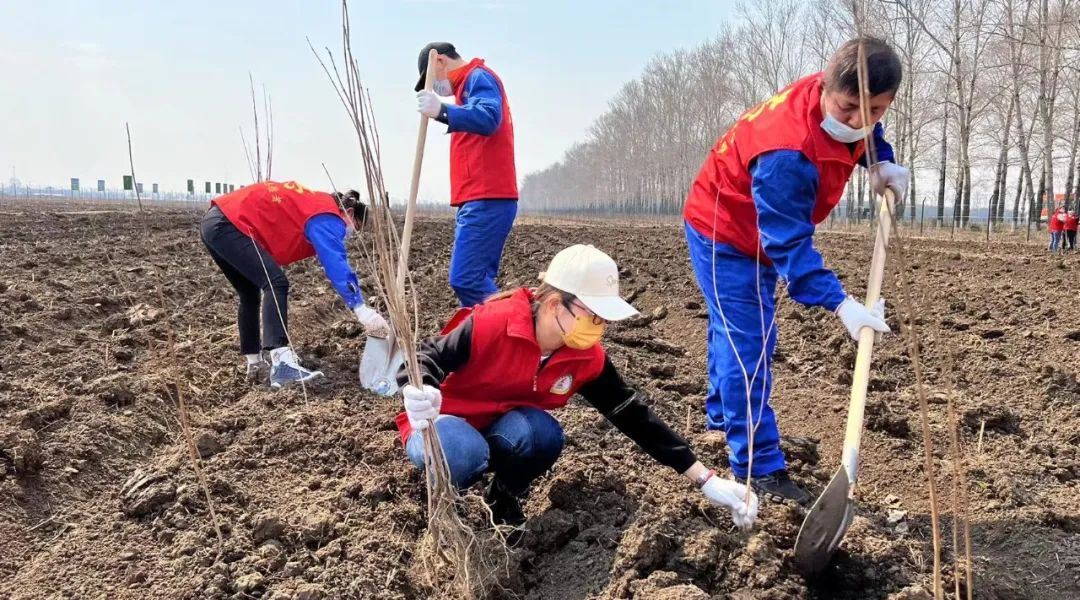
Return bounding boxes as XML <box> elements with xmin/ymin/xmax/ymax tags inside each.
<box><xmin>2</xmin><ymin>207</ymin><xmax>1077</xmax><ymax>599</ymax></box>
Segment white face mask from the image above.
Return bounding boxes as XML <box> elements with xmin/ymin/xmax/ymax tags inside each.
<box><xmin>821</xmin><ymin>113</ymin><xmax>870</xmax><ymax>143</ymax></box>
<box><xmin>433</xmin><ymin>79</ymin><xmax>453</xmax><ymax>96</ymax></box>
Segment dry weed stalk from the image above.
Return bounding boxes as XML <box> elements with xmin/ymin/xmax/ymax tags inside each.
<box><xmin>309</xmin><ymin>2</ymin><xmax>506</xmax><ymax>595</ymax></box>
<box><xmin>935</xmin><ymin>331</ymin><xmax>974</xmax><ymax>600</ymax></box>
<box><xmin>122</xmin><ymin>125</ymin><xmax>224</xmax><ymax>555</ymax></box>
<box><xmin>882</xmin><ymin>202</ymin><xmax>946</xmax><ymax>600</ymax></box>
<box><xmin>149</xmin><ymin>254</ymin><xmax>226</xmax><ymax>557</ymax></box>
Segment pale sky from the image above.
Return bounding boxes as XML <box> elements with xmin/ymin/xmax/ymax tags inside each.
<box><xmin>0</xmin><ymin>0</ymin><xmax>736</xmax><ymax>203</ymax></box>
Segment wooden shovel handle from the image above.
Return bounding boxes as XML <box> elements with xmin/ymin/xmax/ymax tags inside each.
<box><xmin>396</xmin><ymin>48</ymin><xmax>438</xmax><ymax>289</ymax></box>
<box><xmin>840</xmin><ymin>189</ymin><xmax>895</xmax><ymax>487</ymax></box>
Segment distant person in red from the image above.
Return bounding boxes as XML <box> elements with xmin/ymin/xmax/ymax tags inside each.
<box><xmin>200</xmin><ymin>181</ymin><xmax>390</xmax><ymax>390</ymax></box>
<box><xmin>1065</xmin><ymin>209</ymin><xmax>1078</xmax><ymax>251</ymax></box>
<box><xmin>1049</xmin><ymin>206</ymin><xmax>1066</xmax><ymax>252</ymax></box>
<box><xmin>413</xmin><ymin>42</ymin><xmax>518</xmax><ymax>308</ymax></box>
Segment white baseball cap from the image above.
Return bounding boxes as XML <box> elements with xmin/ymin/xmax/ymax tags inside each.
<box><xmin>540</xmin><ymin>244</ymin><xmax>639</xmax><ymax>322</ymax></box>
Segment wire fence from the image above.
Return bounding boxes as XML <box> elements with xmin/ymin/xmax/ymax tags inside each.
<box><xmin>0</xmin><ymin>185</ymin><xmax>1063</xmax><ymax>248</ymax></box>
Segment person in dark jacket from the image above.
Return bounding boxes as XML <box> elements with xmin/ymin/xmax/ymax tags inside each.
<box><xmin>414</xmin><ymin>42</ymin><xmax>518</xmax><ymax>308</ymax></box>
<box><xmin>396</xmin><ymin>244</ymin><xmax>759</xmax><ymax>529</ymax></box>
<box><xmin>200</xmin><ymin>181</ymin><xmax>390</xmax><ymax>389</ymax></box>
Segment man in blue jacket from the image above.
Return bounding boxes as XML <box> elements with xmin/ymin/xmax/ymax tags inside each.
<box><xmin>414</xmin><ymin>42</ymin><xmax>518</xmax><ymax>307</ymax></box>
<box><xmin>683</xmin><ymin>38</ymin><xmax>909</xmax><ymax>504</ymax></box>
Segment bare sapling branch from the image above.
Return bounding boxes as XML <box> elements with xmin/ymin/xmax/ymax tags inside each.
<box><xmin>310</xmin><ymin>2</ymin><xmax>508</xmax><ymax>596</ymax></box>
<box><xmin>850</xmin><ymin>5</ymin><xmax>944</xmax><ymax>596</ymax></box>
<box><xmin>125</xmin><ymin>122</ymin><xmax>143</xmax><ymax>213</ymax></box>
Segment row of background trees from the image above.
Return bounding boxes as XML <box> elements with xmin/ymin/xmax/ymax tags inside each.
<box><xmin>520</xmin><ymin>0</ymin><xmax>1080</xmax><ymax>229</ymax></box>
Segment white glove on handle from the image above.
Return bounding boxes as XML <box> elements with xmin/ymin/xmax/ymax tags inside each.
<box><xmin>870</xmin><ymin>162</ymin><xmax>910</xmax><ymax>212</ymax></box>
<box><xmin>416</xmin><ymin>90</ymin><xmax>442</xmax><ymax>119</ymax></box>
<box><xmin>403</xmin><ymin>384</ymin><xmax>442</xmax><ymax>431</ymax></box>
<box><xmin>835</xmin><ymin>295</ymin><xmax>890</xmax><ymax>341</ymax></box>
<box><xmin>701</xmin><ymin>475</ymin><xmax>759</xmax><ymax>530</ymax></box>
<box><xmin>354</xmin><ymin>305</ymin><xmax>391</xmax><ymax>338</ymax></box>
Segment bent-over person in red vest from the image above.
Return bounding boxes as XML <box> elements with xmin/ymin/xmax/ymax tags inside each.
<box><xmin>395</xmin><ymin>244</ymin><xmax>759</xmax><ymax>530</ymax></box>
<box><xmin>201</xmin><ymin>181</ymin><xmax>390</xmax><ymax>390</ymax></box>
<box><xmin>682</xmin><ymin>38</ymin><xmax>909</xmax><ymax>505</ymax></box>
<box><xmin>414</xmin><ymin>42</ymin><xmax>519</xmax><ymax>308</ymax></box>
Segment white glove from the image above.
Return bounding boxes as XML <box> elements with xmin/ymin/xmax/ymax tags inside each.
<box><xmin>835</xmin><ymin>295</ymin><xmax>890</xmax><ymax>341</ymax></box>
<box><xmin>416</xmin><ymin>90</ymin><xmax>442</xmax><ymax>119</ymax></box>
<box><xmin>870</xmin><ymin>161</ymin><xmax>910</xmax><ymax>209</ymax></box>
<box><xmin>403</xmin><ymin>384</ymin><xmax>442</xmax><ymax>431</ymax></box>
<box><xmin>354</xmin><ymin>305</ymin><xmax>390</xmax><ymax>338</ymax></box>
<box><xmin>701</xmin><ymin>476</ymin><xmax>759</xmax><ymax>530</ymax></box>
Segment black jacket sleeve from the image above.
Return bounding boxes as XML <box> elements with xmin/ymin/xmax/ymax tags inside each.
<box><xmin>577</xmin><ymin>356</ymin><xmax>698</xmax><ymax>474</ymax></box>
<box><xmin>396</xmin><ymin>316</ymin><xmax>474</xmax><ymax>388</ymax></box>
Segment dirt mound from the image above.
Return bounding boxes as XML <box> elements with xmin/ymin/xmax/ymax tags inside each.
<box><xmin>2</xmin><ymin>208</ymin><xmax>1078</xmax><ymax>598</ymax></box>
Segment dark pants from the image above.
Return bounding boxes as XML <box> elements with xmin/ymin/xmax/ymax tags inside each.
<box><xmin>1068</xmin><ymin>231</ymin><xmax>1077</xmax><ymax>250</ymax></box>
<box><xmin>200</xmin><ymin>206</ymin><xmax>289</xmax><ymax>354</ymax></box>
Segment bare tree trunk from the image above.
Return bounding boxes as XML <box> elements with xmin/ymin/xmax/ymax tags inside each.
<box><xmin>1038</xmin><ymin>0</ymin><xmax>1055</xmax><ymax>217</ymax></box>
<box><xmin>857</xmin><ymin>169</ymin><xmax>866</xmax><ymax>224</ymax></box>
<box><xmin>1064</xmin><ymin>107</ymin><xmax>1080</xmax><ymax>208</ymax></box>
<box><xmin>1012</xmin><ymin>164</ymin><xmax>1025</xmax><ymax>229</ymax></box>
<box><xmin>937</xmin><ymin>104</ymin><xmax>949</xmax><ymax>226</ymax></box>
<box><xmin>1035</xmin><ymin>167</ymin><xmax>1047</xmax><ymax>228</ymax></box>
<box><xmin>989</xmin><ymin>98</ymin><xmax>1015</xmax><ymax>226</ymax></box>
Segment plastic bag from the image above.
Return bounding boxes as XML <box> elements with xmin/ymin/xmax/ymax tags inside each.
<box><xmin>358</xmin><ymin>332</ymin><xmax>405</xmax><ymax>396</ymax></box>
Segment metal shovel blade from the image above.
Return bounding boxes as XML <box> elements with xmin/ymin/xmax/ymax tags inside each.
<box><xmin>358</xmin><ymin>333</ymin><xmax>405</xmax><ymax>396</ymax></box>
<box><xmin>793</xmin><ymin>467</ymin><xmax>855</xmax><ymax>576</ymax></box>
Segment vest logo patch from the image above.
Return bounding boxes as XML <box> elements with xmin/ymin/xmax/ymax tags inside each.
<box><xmin>550</xmin><ymin>375</ymin><xmax>573</xmax><ymax>395</ymax></box>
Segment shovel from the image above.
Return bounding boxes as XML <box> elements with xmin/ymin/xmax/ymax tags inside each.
<box><xmin>793</xmin><ymin>189</ymin><xmax>895</xmax><ymax>575</ymax></box>
<box><xmin>358</xmin><ymin>332</ymin><xmax>406</xmax><ymax>396</ymax></box>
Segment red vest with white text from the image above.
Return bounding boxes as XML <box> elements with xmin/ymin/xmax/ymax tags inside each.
<box><xmin>683</xmin><ymin>73</ymin><xmax>865</xmax><ymax>262</ymax></box>
<box><xmin>213</xmin><ymin>181</ymin><xmax>342</xmax><ymax>266</ymax></box>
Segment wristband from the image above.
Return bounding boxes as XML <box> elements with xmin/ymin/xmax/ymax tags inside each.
<box><xmin>696</xmin><ymin>469</ymin><xmax>716</xmax><ymax>488</ymax></box>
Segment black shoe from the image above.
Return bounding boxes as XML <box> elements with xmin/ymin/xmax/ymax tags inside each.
<box><xmin>484</xmin><ymin>478</ymin><xmax>526</xmax><ymax>527</ymax></box>
<box><xmin>737</xmin><ymin>469</ymin><xmax>812</xmax><ymax>506</ymax></box>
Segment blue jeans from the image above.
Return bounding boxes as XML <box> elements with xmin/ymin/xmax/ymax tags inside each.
<box><xmin>1050</xmin><ymin>231</ymin><xmax>1062</xmax><ymax>251</ymax></box>
<box><xmin>405</xmin><ymin>407</ymin><xmax>564</xmax><ymax>494</ymax></box>
<box><xmin>685</xmin><ymin>222</ymin><xmax>785</xmax><ymax>478</ymax></box>
<box><xmin>449</xmin><ymin>199</ymin><xmax>518</xmax><ymax>307</ymax></box>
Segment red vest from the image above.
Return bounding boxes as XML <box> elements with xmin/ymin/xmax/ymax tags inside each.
<box><xmin>395</xmin><ymin>288</ymin><xmax>605</xmax><ymax>443</ymax></box>
<box><xmin>1066</xmin><ymin>214</ymin><xmax>1078</xmax><ymax>231</ymax></box>
<box><xmin>212</xmin><ymin>181</ymin><xmax>342</xmax><ymax>266</ymax></box>
<box><xmin>1050</xmin><ymin>208</ymin><xmax>1066</xmax><ymax>232</ymax></box>
<box><xmin>683</xmin><ymin>73</ymin><xmax>864</xmax><ymax>262</ymax></box>
<box><xmin>449</xmin><ymin>59</ymin><xmax>518</xmax><ymax>206</ymax></box>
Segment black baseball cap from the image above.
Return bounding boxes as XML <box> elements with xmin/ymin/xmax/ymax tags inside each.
<box><xmin>415</xmin><ymin>41</ymin><xmax>457</xmax><ymax>92</ymax></box>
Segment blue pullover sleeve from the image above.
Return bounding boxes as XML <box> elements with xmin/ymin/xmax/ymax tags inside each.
<box><xmin>304</xmin><ymin>214</ymin><xmax>364</xmax><ymax>309</ymax></box>
<box><xmin>445</xmin><ymin>68</ymin><xmax>503</xmax><ymax>136</ymax></box>
<box><xmin>751</xmin><ymin>150</ymin><xmax>848</xmax><ymax>311</ymax></box>
<box><xmin>857</xmin><ymin>122</ymin><xmax>895</xmax><ymax>166</ymax></box>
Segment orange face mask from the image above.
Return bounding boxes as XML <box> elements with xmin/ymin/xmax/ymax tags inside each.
<box><xmin>556</xmin><ymin>303</ymin><xmax>605</xmax><ymax>350</ymax></box>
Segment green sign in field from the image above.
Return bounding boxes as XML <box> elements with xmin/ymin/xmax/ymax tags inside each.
<box><xmin>71</xmin><ymin>178</ymin><xmax>79</xmax><ymax>191</ymax></box>
<box><xmin>123</xmin><ymin>175</ymin><xmax>133</xmax><ymax>191</ymax></box>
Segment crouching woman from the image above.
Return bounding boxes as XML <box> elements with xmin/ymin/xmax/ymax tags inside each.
<box><xmin>395</xmin><ymin>244</ymin><xmax>758</xmax><ymax>529</ymax></box>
